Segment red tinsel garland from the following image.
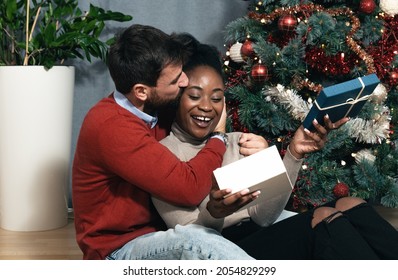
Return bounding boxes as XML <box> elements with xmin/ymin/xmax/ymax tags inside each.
<box><xmin>366</xmin><ymin>15</ymin><xmax>398</xmax><ymax>87</ymax></box>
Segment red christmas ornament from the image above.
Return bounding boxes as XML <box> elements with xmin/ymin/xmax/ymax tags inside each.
<box><xmin>241</xmin><ymin>40</ymin><xmax>255</xmax><ymax>58</ymax></box>
<box><xmin>359</xmin><ymin>0</ymin><xmax>377</xmax><ymax>14</ymax></box>
<box><xmin>390</xmin><ymin>71</ymin><xmax>398</xmax><ymax>85</ymax></box>
<box><xmin>278</xmin><ymin>14</ymin><xmax>297</xmax><ymax>32</ymax></box>
<box><xmin>251</xmin><ymin>63</ymin><xmax>268</xmax><ymax>83</ymax></box>
<box><xmin>333</xmin><ymin>182</ymin><xmax>350</xmax><ymax>198</ymax></box>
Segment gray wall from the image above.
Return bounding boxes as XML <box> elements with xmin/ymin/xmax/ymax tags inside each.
<box><xmin>69</xmin><ymin>0</ymin><xmax>250</xmax><ymax>206</ymax></box>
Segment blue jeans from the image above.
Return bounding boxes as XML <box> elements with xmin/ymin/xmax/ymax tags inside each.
<box><xmin>106</xmin><ymin>224</ymin><xmax>254</xmax><ymax>260</ymax></box>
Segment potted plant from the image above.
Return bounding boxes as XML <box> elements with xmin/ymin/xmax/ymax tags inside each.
<box><xmin>0</xmin><ymin>0</ymin><xmax>132</xmax><ymax>231</ymax></box>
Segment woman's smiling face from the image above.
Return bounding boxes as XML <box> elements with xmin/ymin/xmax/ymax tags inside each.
<box><xmin>176</xmin><ymin>65</ymin><xmax>225</xmax><ymax>140</ymax></box>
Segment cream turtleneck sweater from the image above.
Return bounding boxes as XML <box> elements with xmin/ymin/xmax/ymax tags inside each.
<box><xmin>151</xmin><ymin>122</ymin><xmax>303</xmax><ymax>232</ymax></box>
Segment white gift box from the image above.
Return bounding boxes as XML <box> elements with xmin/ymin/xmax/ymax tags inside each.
<box><xmin>213</xmin><ymin>145</ymin><xmax>293</xmax><ymax>209</ymax></box>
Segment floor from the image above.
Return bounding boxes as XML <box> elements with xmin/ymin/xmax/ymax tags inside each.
<box><xmin>0</xmin><ymin>215</ymin><xmax>83</xmax><ymax>260</ymax></box>
<box><xmin>0</xmin><ymin>206</ymin><xmax>397</xmax><ymax>260</ymax></box>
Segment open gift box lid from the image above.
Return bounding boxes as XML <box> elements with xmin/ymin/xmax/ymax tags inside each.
<box><xmin>303</xmin><ymin>73</ymin><xmax>380</xmax><ymax>131</ymax></box>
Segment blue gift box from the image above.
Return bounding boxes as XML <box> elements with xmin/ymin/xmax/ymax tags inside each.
<box><xmin>303</xmin><ymin>74</ymin><xmax>380</xmax><ymax>131</ymax></box>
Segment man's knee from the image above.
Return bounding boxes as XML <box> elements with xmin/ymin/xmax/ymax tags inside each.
<box><xmin>311</xmin><ymin>206</ymin><xmax>342</xmax><ymax>228</ymax></box>
<box><xmin>175</xmin><ymin>224</ymin><xmax>220</xmax><ymax>241</ymax></box>
<box><xmin>335</xmin><ymin>197</ymin><xmax>366</xmax><ymax>212</ymax></box>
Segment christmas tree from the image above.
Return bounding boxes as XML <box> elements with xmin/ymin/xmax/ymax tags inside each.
<box><xmin>223</xmin><ymin>0</ymin><xmax>398</xmax><ymax>209</ymax></box>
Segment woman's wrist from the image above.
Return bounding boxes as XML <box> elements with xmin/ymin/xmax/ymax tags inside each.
<box><xmin>288</xmin><ymin>144</ymin><xmax>304</xmax><ymax>160</ymax></box>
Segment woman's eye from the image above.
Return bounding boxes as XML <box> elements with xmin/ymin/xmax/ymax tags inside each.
<box><xmin>189</xmin><ymin>95</ymin><xmax>200</xmax><ymax>101</ymax></box>
<box><xmin>212</xmin><ymin>95</ymin><xmax>223</xmax><ymax>102</ymax></box>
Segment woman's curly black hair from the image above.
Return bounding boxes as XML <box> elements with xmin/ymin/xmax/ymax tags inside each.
<box><xmin>171</xmin><ymin>32</ymin><xmax>225</xmax><ymax>82</ymax></box>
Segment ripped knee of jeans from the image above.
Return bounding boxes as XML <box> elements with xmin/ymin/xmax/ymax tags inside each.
<box><xmin>311</xmin><ymin>207</ymin><xmax>343</xmax><ymax>228</ymax></box>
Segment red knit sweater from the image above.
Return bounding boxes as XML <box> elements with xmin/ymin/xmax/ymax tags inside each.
<box><xmin>72</xmin><ymin>95</ymin><xmax>225</xmax><ymax>259</ymax></box>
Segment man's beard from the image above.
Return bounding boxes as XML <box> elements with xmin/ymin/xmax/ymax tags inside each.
<box><xmin>144</xmin><ymin>88</ymin><xmax>183</xmax><ymax>113</ymax></box>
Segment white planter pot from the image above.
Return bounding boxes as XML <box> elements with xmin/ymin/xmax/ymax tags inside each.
<box><xmin>0</xmin><ymin>66</ymin><xmax>74</xmax><ymax>231</ymax></box>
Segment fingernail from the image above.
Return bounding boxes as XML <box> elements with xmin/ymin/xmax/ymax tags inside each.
<box><xmin>313</xmin><ymin>118</ymin><xmax>318</xmax><ymax>124</ymax></box>
<box><xmin>253</xmin><ymin>190</ymin><xmax>261</xmax><ymax>197</ymax></box>
<box><xmin>304</xmin><ymin>128</ymin><xmax>310</xmax><ymax>134</ymax></box>
<box><xmin>240</xmin><ymin>189</ymin><xmax>250</xmax><ymax>195</ymax></box>
<box><xmin>325</xmin><ymin>114</ymin><xmax>330</xmax><ymax>119</ymax></box>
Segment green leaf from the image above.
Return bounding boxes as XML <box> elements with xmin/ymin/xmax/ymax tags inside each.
<box><xmin>5</xmin><ymin>0</ymin><xmax>17</xmax><ymax>22</ymax></box>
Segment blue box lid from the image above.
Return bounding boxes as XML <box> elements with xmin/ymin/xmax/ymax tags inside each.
<box><xmin>303</xmin><ymin>73</ymin><xmax>380</xmax><ymax>131</ymax></box>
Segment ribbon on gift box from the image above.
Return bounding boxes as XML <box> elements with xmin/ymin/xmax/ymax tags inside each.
<box><xmin>313</xmin><ymin>77</ymin><xmax>370</xmax><ymax>117</ymax></box>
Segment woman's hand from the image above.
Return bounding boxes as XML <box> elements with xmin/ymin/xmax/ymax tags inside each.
<box><xmin>289</xmin><ymin>115</ymin><xmax>350</xmax><ymax>159</ymax></box>
<box><xmin>206</xmin><ymin>176</ymin><xmax>260</xmax><ymax>218</ymax></box>
<box><xmin>239</xmin><ymin>133</ymin><xmax>268</xmax><ymax>156</ymax></box>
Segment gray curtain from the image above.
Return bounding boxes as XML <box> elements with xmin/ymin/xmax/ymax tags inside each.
<box><xmin>69</xmin><ymin>0</ymin><xmax>250</xmax><ymax>206</ymax></box>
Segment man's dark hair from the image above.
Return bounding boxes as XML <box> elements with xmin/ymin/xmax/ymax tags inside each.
<box><xmin>108</xmin><ymin>24</ymin><xmax>187</xmax><ymax>94</ymax></box>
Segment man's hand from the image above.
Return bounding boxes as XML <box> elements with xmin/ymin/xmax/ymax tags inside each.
<box><xmin>239</xmin><ymin>133</ymin><xmax>268</xmax><ymax>156</ymax></box>
<box><xmin>214</xmin><ymin>98</ymin><xmax>227</xmax><ymax>133</ymax></box>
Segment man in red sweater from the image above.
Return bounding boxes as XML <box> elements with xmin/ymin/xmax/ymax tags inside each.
<box><xmin>72</xmin><ymin>24</ymin><xmax>256</xmax><ymax>260</ymax></box>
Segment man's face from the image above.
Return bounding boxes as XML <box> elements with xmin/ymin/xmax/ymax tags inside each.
<box><xmin>146</xmin><ymin>63</ymin><xmax>188</xmax><ymax>109</ymax></box>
